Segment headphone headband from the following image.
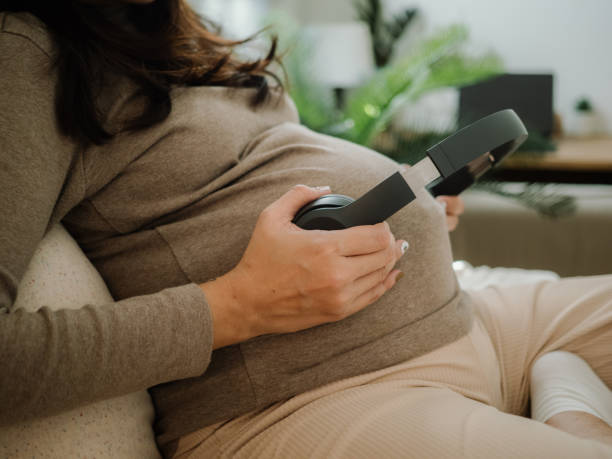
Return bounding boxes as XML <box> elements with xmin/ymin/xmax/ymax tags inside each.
<box><xmin>293</xmin><ymin>109</ymin><xmax>528</xmax><ymax>229</ymax></box>
<box><xmin>427</xmin><ymin>109</ymin><xmax>528</xmax><ymax>178</ymax></box>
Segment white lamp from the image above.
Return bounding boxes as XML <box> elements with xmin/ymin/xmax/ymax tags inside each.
<box><xmin>189</xmin><ymin>0</ymin><xmax>268</xmax><ymax>38</ymax></box>
<box><xmin>306</xmin><ymin>22</ymin><xmax>375</xmax><ymax>89</ymax></box>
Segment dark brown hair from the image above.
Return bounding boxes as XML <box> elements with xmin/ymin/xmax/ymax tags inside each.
<box><xmin>1</xmin><ymin>0</ymin><xmax>281</xmax><ymax>145</ymax></box>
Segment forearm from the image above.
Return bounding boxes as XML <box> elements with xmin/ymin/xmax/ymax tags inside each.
<box><xmin>200</xmin><ymin>272</ymin><xmax>253</xmax><ymax>350</ymax></box>
<box><xmin>0</xmin><ymin>283</ymin><xmax>213</xmax><ymax>426</ymax></box>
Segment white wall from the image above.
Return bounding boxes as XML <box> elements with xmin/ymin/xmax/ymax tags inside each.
<box><xmin>190</xmin><ymin>0</ymin><xmax>268</xmax><ymax>37</ymax></box>
<box><xmin>269</xmin><ymin>0</ymin><xmax>612</xmax><ymax>135</ymax></box>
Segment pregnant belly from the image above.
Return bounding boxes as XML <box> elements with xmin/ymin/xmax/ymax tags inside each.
<box><xmin>156</xmin><ymin>123</ymin><xmax>456</xmax><ymax>288</ymax></box>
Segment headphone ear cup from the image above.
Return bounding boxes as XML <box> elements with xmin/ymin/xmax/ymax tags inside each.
<box><xmin>292</xmin><ymin>194</ymin><xmax>355</xmax><ymax>230</ymax></box>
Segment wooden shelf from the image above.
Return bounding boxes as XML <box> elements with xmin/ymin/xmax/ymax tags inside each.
<box><xmin>503</xmin><ymin>137</ymin><xmax>612</xmax><ymax>172</ymax></box>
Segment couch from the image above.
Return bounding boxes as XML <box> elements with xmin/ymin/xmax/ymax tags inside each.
<box><xmin>1</xmin><ymin>225</ymin><xmax>161</xmax><ymax>458</ymax></box>
<box><xmin>450</xmin><ymin>184</ymin><xmax>612</xmax><ymax>277</ymax></box>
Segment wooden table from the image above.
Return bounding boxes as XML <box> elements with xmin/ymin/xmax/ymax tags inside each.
<box><xmin>494</xmin><ymin>137</ymin><xmax>612</xmax><ymax>184</ymax></box>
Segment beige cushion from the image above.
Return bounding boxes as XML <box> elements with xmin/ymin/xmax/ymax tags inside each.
<box><xmin>451</xmin><ymin>184</ymin><xmax>612</xmax><ymax>276</ymax></box>
<box><xmin>1</xmin><ymin>224</ymin><xmax>161</xmax><ymax>458</ymax></box>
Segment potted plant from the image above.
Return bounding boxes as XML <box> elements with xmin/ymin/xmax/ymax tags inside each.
<box><xmin>572</xmin><ymin>97</ymin><xmax>597</xmax><ymax>137</ymax></box>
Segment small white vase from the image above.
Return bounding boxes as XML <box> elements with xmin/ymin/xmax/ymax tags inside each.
<box><xmin>571</xmin><ymin>111</ymin><xmax>598</xmax><ymax>137</ymax></box>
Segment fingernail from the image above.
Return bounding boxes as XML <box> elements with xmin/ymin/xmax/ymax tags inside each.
<box><xmin>315</xmin><ymin>186</ymin><xmax>331</xmax><ymax>192</ymax></box>
<box><xmin>401</xmin><ymin>240</ymin><xmax>409</xmax><ymax>254</ymax></box>
<box><xmin>395</xmin><ymin>271</ymin><xmax>405</xmax><ymax>282</ymax></box>
<box><xmin>439</xmin><ymin>200</ymin><xmax>447</xmax><ymax>210</ymax></box>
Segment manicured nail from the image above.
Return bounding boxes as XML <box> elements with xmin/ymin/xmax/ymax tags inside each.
<box><xmin>315</xmin><ymin>186</ymin><xmax>331</xmax><ymax>192</ymax></box>
<box><xmin>395</xmin><ymin>271</ymin><xmax>405</xmax><ymax>282</ymax></box>
<box><xmin>401</xmin><ymin>240</ymin><xmax>409</xmax><ymax>254</ymax></box>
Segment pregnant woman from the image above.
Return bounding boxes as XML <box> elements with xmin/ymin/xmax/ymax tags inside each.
<box><xmin>1</xmin><ymin>1</ymin><xmax>610</xmax><ymax>457</ymax></box>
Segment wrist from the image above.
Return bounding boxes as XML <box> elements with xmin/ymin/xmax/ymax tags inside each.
<box><xmin>199</xmin><ymin>269</ymin><xmax>255</xmax><ymax>349</ymax></box>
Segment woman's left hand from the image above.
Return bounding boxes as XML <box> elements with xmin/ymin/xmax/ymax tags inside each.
<box><xmin>436</xmin><ymin>195</ymin><xmax>465</xmax><ymax>232</ymax></box>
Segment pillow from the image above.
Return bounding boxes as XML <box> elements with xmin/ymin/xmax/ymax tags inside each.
<box><xmin>1</xmin><ymin>224</ymin><xmax>161</xmax><ymax>458</ymax></box>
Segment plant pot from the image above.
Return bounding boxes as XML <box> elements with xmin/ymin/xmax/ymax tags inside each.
<box><xmin>571</xmin><ymin>112</ymin><xmax>598</xmax><ymax>137</ymax></box>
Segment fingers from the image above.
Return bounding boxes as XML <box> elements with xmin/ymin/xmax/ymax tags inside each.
<box><xmin>436</xmin><ymin>195</ymin><xmax>465</xmax><ymax>217</ymax></box>
<box><xmin>266</xmin><ymin>184</ymin><xmax>332</xmax><ymax>221</ymax></box>
<box><xmin>436</xmin><ymin>196</ymin><xmax>465</xmax><ymax>232</ymax></box>
<box><xmin>446</xmin><ymin>215</ymin><xmax>459</xmax><ymax>232</ymax></box>
<box><xmin>447</xmin><ymin>196</ymin><xmax>465</xmax><ymax>216</ymax></box>
<box><xmin>349</xmin><ymin>269</ymin><xmax>403</xmax><ymax>315</ymax></box>
<box><xmin>347</xmin><ymin>238</ymin><xmax>407</xmax><ymax>281</ymax></box>
<box><xmin>327</xmin><ymin>222</ymin><xmax>396</xmax><ymax>256</ymax></box>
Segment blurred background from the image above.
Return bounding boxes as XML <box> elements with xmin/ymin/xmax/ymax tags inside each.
<box><xmin>188</xmin><ymin>0</ymin><xmax>612</xmax><ymax>277</ymax></box>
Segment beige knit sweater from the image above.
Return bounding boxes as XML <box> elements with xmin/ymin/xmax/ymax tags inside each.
<box><xmin>0</xmin><ymin>12</ymin><xmax>473</xmax><ymax>457</ymax></box>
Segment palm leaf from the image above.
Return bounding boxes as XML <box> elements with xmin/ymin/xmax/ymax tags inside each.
<box><xmin>475</xmin><ymin>181</ymin><xmax>577</xmax><ymax>219</ymax></box>
<box><xmin>340</xmin><ymin>25</ymin><xmax>501</xmax><ymax>146</ymax></box>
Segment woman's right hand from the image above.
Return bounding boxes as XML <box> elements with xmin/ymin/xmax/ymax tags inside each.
<box><xmin>200</xmin><ymin>185</ymin><xmax>408</xmax><ymax>349</ymax></box>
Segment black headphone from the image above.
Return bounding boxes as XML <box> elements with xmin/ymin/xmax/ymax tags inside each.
<box><xmin>293</xmin><ymin>109</ymin><xmax>527</xmax><ymax>230</ymax></box>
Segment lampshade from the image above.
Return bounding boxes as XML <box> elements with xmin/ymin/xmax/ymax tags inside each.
<box><xmin>306</xmin><ymin>22</ymin><xmax>375</xmax><ymax>88</ymax></box>
<box><xmin>189</xmin><ymin>0</ymin><xmax>268</xmax><ymax>38</ymax></box>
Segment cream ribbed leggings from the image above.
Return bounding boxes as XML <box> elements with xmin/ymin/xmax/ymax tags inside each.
<box><xmin>175</xmin><ymin>275</ymin><xmax>612</xmax><ymax>458</ymax></box>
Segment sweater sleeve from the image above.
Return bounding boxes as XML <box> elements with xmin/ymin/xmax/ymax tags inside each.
<box><xmin>0</xmin><ymin>14</ymin><xmax>214</xmax><ymax>425</ymax></box>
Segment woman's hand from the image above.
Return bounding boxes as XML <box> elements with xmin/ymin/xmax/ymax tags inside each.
<box><xmin>201</xmin><ymin>185</ymin><xmax>407</xmax><ymax>349</ymax></box>
<box><xmin>436</xmin><ymin>195</ymin><xmax>465</xmax><ymax>232</ymax></box>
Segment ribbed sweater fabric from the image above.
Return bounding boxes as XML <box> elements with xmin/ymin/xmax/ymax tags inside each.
<box><xmin>0</xmin><ymin>12</ymin><xmax>473</xmax><ymax>457</ymax></box>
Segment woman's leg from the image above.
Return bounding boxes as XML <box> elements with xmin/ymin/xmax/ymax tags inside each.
<box><xmin>174</xmin><ymin>275</ymin><xmax>611</xmax><ymax>458</ymax></box>
<box><xmin>178</xmin><ymin>383</ymin><xmax>612</xmax><ymax>458</ymax></box>
<box><xmin>547</xmin><ymin>412</ymin><xmax>612</xmax><ymax>447</ymax></box>
<box><xmin>530</xmin><ymin>350</ymin><xmax>612</xmax><ymax>445</ymax></box>
<box><xmin>469</xmin><ymin>275</ymin><xmax>612</xmax><ymax>432</ymax></box>
<box><xmin>174</xmin><ymin>287</ymin><xmax>612</xmax><ymax>459</ymax></box>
